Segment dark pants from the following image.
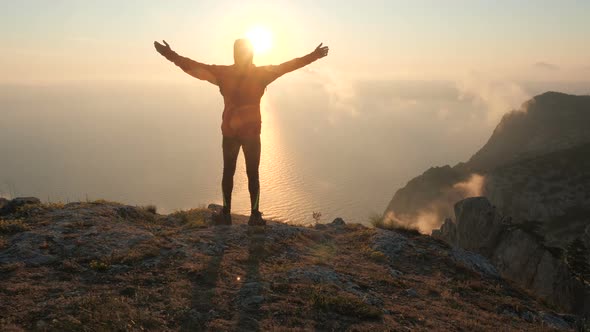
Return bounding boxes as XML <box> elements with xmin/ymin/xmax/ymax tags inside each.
<box><xmin>222</xmin><ymin>135</ymin><xmax>261</xmax><ymax>213</ymax></box>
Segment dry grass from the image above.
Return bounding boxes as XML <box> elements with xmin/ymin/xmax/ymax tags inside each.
<box><xmin>90</xmin><ymin>199</ymin><xmax>122</xmax><ymax>205</ymax></box>
<box><xmin>309</xmin><ymin>284</ymin><xmax>382</xmax><ymax>319</ymax></box>
<box><xmin>369</xmin><ymin>213</ymin><xmax>421</xmax><ymax>236</ymax></box>
<box><xmin>0</xmin><ymin>200</ymin><xmax>574</xmax><ymax>331</ymax></box>
<box><xmin>362</xmin><ymin>246</ymin><xmax>388</xmax><ymax>263</ymax></box>
<box><xmin>171</xmin><ymin>208</ymin><xmax>209</xmax><ymax>228</ymax></box>
<box><xmin>140</xmin><ymin>204</ymin><xmax>158</xmax><ymax>214</ymax></box>
<box><xmin>0</xmin><ymin>219</ymin><xmax>29</xmax><ymax>234</ymax></box>
<box><xmin>0</xmin><ymin>262</ymin><xmax>24</xmax><ymax>273</ymax></box>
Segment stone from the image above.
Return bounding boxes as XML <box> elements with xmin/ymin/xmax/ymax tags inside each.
<box><xmin>389</xmin><ymin>268</ymin><xmax>403</xmax><ymax>277</ymax></box>
<box><xmin>241</xmin><ymin>295</ymin><xmax>264</xmax><ymax>308</ymax></box>
<box><xmin>404</xmin><ymin>289</ymin><xmax>418</xmax><ymax>298</ymax></box>
<box><xmin>207</xmin><ymin>203</ymin><xmax>223</xmax><ymax>211</ymax></box>
<box><xmin>0</xmin><ymin>197</ymin><xmax>8</xmax><ymax>210</ymax></box>
<box><xmin>331</xmin><ymin>218</ymin><xmax>345</xmax><ymax>226</ymax></box>
<box><xmin>0</xmin><ymin>197</ymin><xmax>41</xmax><ymax>215</ymax></box>
<box><xmin>450</xmin><ymin>247</ymin><xmax>499</xmax><ymax>279</ymax></box>
<box><xmin>371</xmin><ymin>229</ymin><xmax>408</xmax><ymax>260</ymax></box>
<box><xmin>539</xmin><ymin>312</ymin><xmax>571</xmax><ymax>330</ymax></box>
<box><xmin>451</xmin><ymin>197</ymin><xmax>504</xmax><ymax>253</ymax></box>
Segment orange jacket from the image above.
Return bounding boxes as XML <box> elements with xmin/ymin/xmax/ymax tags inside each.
<box><xmin>165</xmin><ymin>51</ymin><xmax>318</xmax><ymax>137</ymax></box>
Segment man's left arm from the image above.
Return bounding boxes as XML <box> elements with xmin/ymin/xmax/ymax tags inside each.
<box><xmin>262</xmin><ymin>43</ymin><xmax>329</xmax><ymax>84</ymax></box>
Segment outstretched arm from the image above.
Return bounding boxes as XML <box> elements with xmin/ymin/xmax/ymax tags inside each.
<box><xmin>263</xmin><ymin>43</ymin><xmax>329</xmax><ymax>84</ymax></box>
<box><xmin>154</xmin><ymin>40</ymin><xmax>219</xmax><ymax>85</ymax></box>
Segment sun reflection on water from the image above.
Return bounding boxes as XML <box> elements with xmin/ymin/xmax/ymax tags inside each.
<box><xmin>229</xmin><ymin>96</ymin><xmax>314</xmax><ymax>224</ymax></box>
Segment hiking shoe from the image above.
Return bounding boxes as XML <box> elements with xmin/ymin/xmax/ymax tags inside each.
<box><xmin>248</xmin><ymin>210</ymin><xmax>266</xmax><ymax>226</ymax></box>
<box><xmin>213</xmin><ymin>209</ymin><xmax>232</xmax><ymax>226</ymax></box>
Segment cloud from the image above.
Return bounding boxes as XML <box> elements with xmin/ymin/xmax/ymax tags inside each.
<box><xmin>384</xmin><ymin>174</ymin><xmax>486</xmax><ymax>234</ymax></box>
<box><xmin>456</xmin><ymin>72</ymin><xmax>530</xmax><ymax>123</ymax></box>
<box><xmin>302</xmin><ymin>67</ymin><xmax>357</xmax><ymax>116</ymax></box>
<box><xmin>533</xmin><ymin>62</ymin><xmax>560</xmax><ymax>71</ymax></box>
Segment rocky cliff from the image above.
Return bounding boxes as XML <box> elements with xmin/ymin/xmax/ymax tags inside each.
<box><xmin>483</xmin><ymin>143</ymin><xmax>590</xmax><ymax>247</ymax></box>
<box><xmin>0</xmin><ymin>198</ymin><xmax>576</xmax><ymax>331</ymax></box>
<box><xmin>433</xmin><ymin>197</ymin><xmax>590</xmax><ymax>316</ymax></box>
<box><xmin>384</xmin><ymin>92</ymin><xmax>590</xmax><ymax>238</ymax></box>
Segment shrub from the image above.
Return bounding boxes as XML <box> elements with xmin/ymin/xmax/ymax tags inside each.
<box><xmin>171</xmin><ymin>209</ymin><xmax>208</xmax><ymax>228</ymax></box>
<box><xmin>89</xmin><ymin>259</ymin><xmax>111</xmax><ymax>272</ymax></box>
<box><xmin>141</xmin><ymin>205</ymin><xmax>157</xmax><ymax>214</ymax></box>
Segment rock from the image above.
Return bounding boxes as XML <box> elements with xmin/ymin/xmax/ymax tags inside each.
<box><xmin>11</xmin><ymin>197</ymin><xmax>41</xmax><ymax>206</ymax></box>
<box><xmin>207</xmin><ymin>203</ymin><xmax>223</xmax><ymax>211</ymax></box>
<box><xmin>371</xmin><ymin>229</ymin><xmax>408</xmax><ymax>261</ymax></box>
<box><xmin>314</xmin><ymin>223</ymin><xmax>327</xmax><ymax>230</ymax></box>
<box><xmin>389</xmin><ymin>268</ymin><xmax>403</xmax><ymax>277</ymax></box>
<box><xmin>0</xmin><ymin>197</ymin><xmax>8</xmax><ymax>211</ymax></box>
<box><xmin>434</xmin><ymin>196</ymin><xmax>590</xmax><ymax>316</ymax></box>
<box><xmin>241</xmin><ymin>295</ymin><xmax>264</xmax><ymax>308</ymax></box>
<box><xmin>450</xmin><ymin>247</ymin><xmax>499</xmax><ymax>279</ymax></box>
<box><xmin>0</xmin><ymin>197</ymin><xmax>41</xmax><ymax>215</ymax></box>
<box><xmin>0</xmin><ymin>203</ymin><xmax>158</xmax><ymax>267</ymax></box>
<box><xmin>451</xmin><ymin>197</ymin><xmax>504</xmax><ymax>253</ymax></box>
<box><xmin>119</xmin><ymin>287</ymin><xmax>136</xmax><ymax>297</ymax></box>
<box><xmin>539</xmin><ymin>312</ymin><xmax>571</xmax><ymax>330</ymax></box>
<box><xmin>404</xmin><ymin>289</ymin><xmax>418</xmax><ymax>298</ymax></box>
<box><xmin>331</xmin><ymin>218</ymin><xmax>345</xmax><ymax>226</ymax></box>
<box><xmin>36</xmin><ymin>320</ymin><xmax>47</xmax><ymax>329</ymax></box>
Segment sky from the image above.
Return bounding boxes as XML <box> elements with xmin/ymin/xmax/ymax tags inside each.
<box><xmin>1</xmin><ymin>0</ymin><xmax>590</xmax><ymax>83</ymax></box>
<box><xmin>1</xmin><ymin>1</ymin><xmax>590</xmax><ymax>222</ymax></box>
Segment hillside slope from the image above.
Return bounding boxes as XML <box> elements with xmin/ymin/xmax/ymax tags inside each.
<box><xmin>0</xmin><ymin>199</ymin><xmax>575</xmax><ymax>331</ymax></box>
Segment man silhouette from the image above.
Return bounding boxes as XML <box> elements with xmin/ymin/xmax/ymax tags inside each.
<box><xmin>154</xmin><ymin>38</ymin><xmax>329</xmax><ymax>226</ymax></box>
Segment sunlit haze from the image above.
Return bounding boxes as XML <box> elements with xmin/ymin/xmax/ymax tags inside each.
<box><xmin>1</xmin><ymin>1</ymin><xmax>589</xmax><ymax>224</ymax></box>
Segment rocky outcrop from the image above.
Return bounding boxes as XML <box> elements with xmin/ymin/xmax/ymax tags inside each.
<box><xmin>433</xmin><ymin>197</ymin><xmax>590</xmax><ymax>316</ymax></box>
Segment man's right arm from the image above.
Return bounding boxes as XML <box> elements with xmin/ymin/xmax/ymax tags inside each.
<box><xmin>154</xmin><ymin>40</ymin><xmax>219</xmax><ymax>85</ymax></box>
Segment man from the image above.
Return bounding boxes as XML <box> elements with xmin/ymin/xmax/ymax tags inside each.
<box><xmin>154</xmin><ymin>37</ymin><xmax>329</xmax><ymax>226</ymax></box>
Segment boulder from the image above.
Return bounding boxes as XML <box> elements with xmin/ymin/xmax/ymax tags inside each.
<box><xmin>331</xmin><ymin>217</ymin><xmax>345</xmax><ymax>226</ymax></box>
<box><xmin>0</xmin><ymin>197</ymin><xmax>41</xmax><ymax>215</ymax></box>
<box><xmin>0</xmin><ymin>197</ymin><xmax>8</xmax><ymax>210</ymax></box>
<box><xmin>433</xmin><ymin>197</ymin><xmax>505</xmax><ymax>255</ymax></box>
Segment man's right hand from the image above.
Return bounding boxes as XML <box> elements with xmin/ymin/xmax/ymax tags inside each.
<box><xmin>154</xmin><ymin>40</ymin><xmax>172</xmax><ymax>56</ymax></box>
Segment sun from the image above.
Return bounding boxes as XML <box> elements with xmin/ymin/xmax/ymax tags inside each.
<box><xmin>245</xmin><ymin>26</ymin><xmax>273</xmax><ymax>54</ymax></box>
